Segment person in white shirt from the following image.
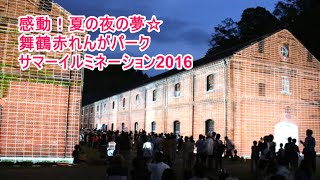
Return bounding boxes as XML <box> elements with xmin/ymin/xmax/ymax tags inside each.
<box><xmin>143</xmin><ymin>139</ymin><xmax>154</xmax><ymax>159</ymax></box>
<box><xmin>148</xmin><ymin>152</ymin><xmax>170</xmax><ymax>180</ymax></box>
<box><xmin>203</xmin><ymin>134</ymin><xmax>215</xmax><ymax>168</ymax></box>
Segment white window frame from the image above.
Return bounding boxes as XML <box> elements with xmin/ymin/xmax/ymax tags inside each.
<box><xmin>282</xmin><ymin>76</ymin><xmax>290</xmax><ymax>95</ymax></box>
<box><xmin>281</xmin><ymin>44</ymin><xmax>289</xmax><ymax>58</ymax></box>
<box><xmin>174</xmin><ymin>83</ymin><xmax>181</xmax><ymax>97</ymax></box>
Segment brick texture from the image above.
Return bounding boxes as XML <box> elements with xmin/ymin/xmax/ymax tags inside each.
<box><xmin>0</xmin><ymin>0</ymin><xmax>83</xmax><ymax>159</ymax></box>
<box><xmin>82</xmin><ymin>30</ymin><xmax>319</xmax><ymax>156</ymax></box>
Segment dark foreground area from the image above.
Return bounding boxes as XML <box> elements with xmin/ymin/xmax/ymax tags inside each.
<box><xmin>0</xmin><ymin>156</ymin><xmax>319</xmax><ymax>180</ymax></box>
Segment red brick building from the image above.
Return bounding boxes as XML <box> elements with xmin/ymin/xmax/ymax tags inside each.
<box><xmin>82</xmin><ymin>29</ymin><xmax>319</xmax><ymax>156</ymax></box>
<box><xmin>0</xmin><ymin>0</ymin><xmax>83</xmax><ymax>162</ymax></box>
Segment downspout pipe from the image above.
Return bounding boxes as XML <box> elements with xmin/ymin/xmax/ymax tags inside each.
<box><xmin>192</xmin><ymin>74</ymin><xmax>195</xmax><ymax>137</ymax></box>
<box><xmin>224</xmin><ymin>58</ymin><xmax>229</xmax><ymax>137</ymax></box>
<box><xmin>144</xmin><ymin>88</ymin><xmax>147</xmax><ymax>131</ymax></box>
<box><xmin>64</xmin><ymin>70</ymin><xmax>72</xmax><ymax>158</ymax></box>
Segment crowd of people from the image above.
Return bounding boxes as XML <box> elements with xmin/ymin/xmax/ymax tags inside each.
<box><xmin>73</xmin><ymin>128</ymin><xmax>317</xmax><ymax>180</ymax></box>
<box><xmin>250</xmin><ymin>129</ymin><xmax>316</xmax><ymax>179</ymax></box>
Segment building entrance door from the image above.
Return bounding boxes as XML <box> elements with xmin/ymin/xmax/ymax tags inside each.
<box><xmin>274</xmin><ymin>121</ymin><xmax>299</xmax><ymax>151</ymax></box>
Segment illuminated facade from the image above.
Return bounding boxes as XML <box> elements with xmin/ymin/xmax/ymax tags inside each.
<box><xmin>0</xmin><ymin>0</ymin><xmax>83</xmax><ymax>162</ymax></box>
<box><xmin>82</xmin><ymin>30</ymin><xmax>319</xmax><ymax>156</ymax></box>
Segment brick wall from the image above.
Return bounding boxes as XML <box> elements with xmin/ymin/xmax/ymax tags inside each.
<box><xmin>81</xmin><ymin>29</ymin><xmax>319</xmax><ymax>156</ymax></box>
<box><xmin>232</xmin><ymin>30</ymin><xmax>320</xmax><ymax>155</ymax></box>
<box><xmin>0</xmin><ymin>0</ymin><xmax>83</xmax><ymax>159</ymax></box>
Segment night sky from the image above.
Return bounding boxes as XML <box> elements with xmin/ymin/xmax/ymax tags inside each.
<box><xmin>54</xmin><ymin>0</ymin><xmax>278</xmax><ymax>77</ymax></box>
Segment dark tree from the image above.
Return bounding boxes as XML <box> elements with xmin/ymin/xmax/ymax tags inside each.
<box><xmin>273</xmin><ymin>0</ymin><xmax>320</xmax><ymax>58</ymax></box>
<box><xmin>273</xmin><ymin>0</ymin><xmax>304</xmax><ymax>29</ymax></box>
<box><xmin>238</xmin><ymin>7</ymin><xmax>281</xmax><ymax>41</ymax></box>
<box><xmin>207</xmin><ymin>2</ymin><xmax>320</xmax><ymax>59</ymax></box>
<box><xmin>206</xmin><ymin>18</ymin><xmax>240</xmax><ymax>56</ymax></box>
<box><xmin>207</xmin><ymin>7</ymin><xmax>281</xmax><ymax>56</ymax></box>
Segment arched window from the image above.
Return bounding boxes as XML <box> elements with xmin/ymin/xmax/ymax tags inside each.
<box><xmin>153</xmin><ymin>90</ymin><xmax>157</xmax><ymax>101</ymax></box>
<box><xmin>207</xmin><ymin>74</ymin><xmax>214</xmax><ymax>91</ymax></box>
<box><xmin>173</xmin><ymin>121</ymin><xmax>180</xmax><ymax>135</ymax></box>
<box><xmin>205</xmin><ymin>119</ymin><xmax>214</xmax><ymax>135</ymax></box>
<box><xmin>174</xmin><ymin>83</ymin><xmax>180</xmax><ymax>97</ymax></box>
<box><xmin>111</xmin><ymin>123</ymin><xmax>114</xmax><ymax>131</ymax></box>
<box><xmin>122</xmin><ymin>122</ymin><xmax>125</xmax><ymax>131</ymax></box>
<box><xmin>134</xmin><ymin>122</ymin><xmax>138</xmax><ymax>132</ymax></box>
<box><xmin>280</xmin><ymin>44</ymin><xmax>289</xmax><ymax>58</ymax></box>
<box><xmin>151</xmin><ymin>121</ymin><xmax>156</xmax><ymax>133</ymax></box>
<box><xmin>136</xmin><ymin>94</ymin><xmax>140</xmax><ymax>105</ymax></box>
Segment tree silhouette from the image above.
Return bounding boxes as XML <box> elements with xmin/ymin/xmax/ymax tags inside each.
<box><xmin>273</xmin><ymin>0</ymin><xmax>320</xmax><ymax>58</ymax></box>
<box><xmin>238</xmin><ymin>7</ymin><xmax>281</xmax><ymax>41</ymax></box>
<box><xmin>207</xmin><ymin>7</ymin><xmax>281</xmax><ymax>56</ymax></box>
<box><xmin>207</xmin><ymin>2</ymin><xmax>320</xmax><ymax>59</ymax></box>
<box><xmin>206</xmin><ymin>18</ymin><xmax>239</xmax><ymax>56</ymax></box>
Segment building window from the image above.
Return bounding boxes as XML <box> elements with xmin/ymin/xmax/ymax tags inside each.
<box><xmin>151</xmin><ymin>121</ymin><xmax>156</xmax><ymax>133</ymax></box>
<box><xmin>136</xmin><ymin>94</ymin><xmax>140</xmax><ymax>105</ymax></box>
<box><xmin>205</xmin><ymin>119</ymin><xmax>214</xmax><ymax>135</ymax></box>
<box><xmin>134</xmin><ymin>122</ymin><xmax>138</xmax><ymax>132</ymax></box>
<box><xmin>90</xmin><ymin>107</ymin><xmax>93</xmax><ymax>113</ymax></box>
<box><xmin>282</xmin><ymin>76</ymin><xmax>290</xmax><ymax>94</ymax></box>
<box><xmin>285</xmin><ymin>106</ymin><xmax>291</xmax><ymax>114</ymax></box>
<box><xmin>122</xmin><ymin>123</ymin><xmax>125</xmax><ymax>131</ymax></box>
<box><xmin>0</xmin><ymin>106</ymin><xmax>2</xmax><ymax>121</ymax></box>
<box><xmin>281</xmin><ymin>44</ymin><xmax>289</xmax><ymax>58</ymax></box>
<box><xmin>112</xmin><ymin>101</ymin><xmax>115</xmax><ymax>109</ymax></box>
<box><xmin>207</xmin><ymin>74</ymin><xmax>214</xmax><ymax>91</ymax></box>
<box><xmin>173</xmin><ymin>121</ymin><xmax>180</xmax><ymax>135</ymax></box>
<box><xmin>96</xmin><ymin>105</ymin><xmax>99</xmax><ymax>112</ymax></box>
<box><xmin>258</xmin><ymin>40</ymin><xmax>264</xmax><ymax>53</ymax></box>
<box><xmin>111</xmin><ymin>123</ymin><xmax>114</xmax><ymax>131</ymax></box>
<box><xmin>153</xmin><ymin>90</ymin><xmax>157</xmax><ymax>101</ymax></box>
<box><xmin>104</xmin><ymin>104</ymin><xmax>106</xmax><ymax>109</ymax></box>
<box><xmin>174</xmin><ymin>83</ymin><xmax>181</xmax><ymax>97</ymax></box>
<box><xmin>39</xmin><ymin>0</ymin><xmax>53</xmax><ymax>12</ymax></box>
<box><xmin>123</xmin><ymin>98</ymin><xmax>125</xmax><ymax>108</ymax></box>
<box><xmin>307</xmin><ymin>52</ymin><xmax>313</xmax><ymax>62</ymax></box>
<box><xmin>259</xmin><ymin>83</ymin><xmax>266</xmax><ymax>96</ymax></box>
<box><xmin>81</xmin><ymin>110</ymin><xmax>84</xmax><ymax>115</ymax></box>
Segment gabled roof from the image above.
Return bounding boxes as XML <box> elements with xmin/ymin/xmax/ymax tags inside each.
<box><xmin>93</xmin><ymin>29</ymin><xmax>282</xmax><ymax>100</ymax></box>
<box><xmin>143</xmin><ymin>29</ymin><xmax>283</xmax><ymax>83</ymax></box>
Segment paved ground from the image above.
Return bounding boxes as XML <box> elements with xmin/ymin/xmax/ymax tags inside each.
<box><xmin>0</xmin><ymin>151</ymin><xmax>319</xmax><ymax>180</ymax></box>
